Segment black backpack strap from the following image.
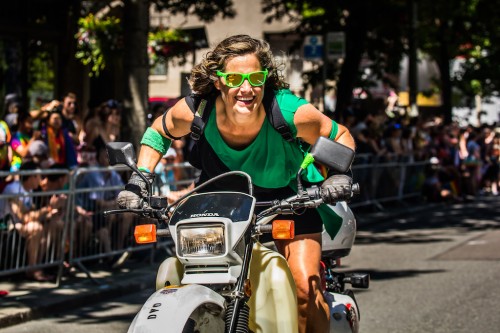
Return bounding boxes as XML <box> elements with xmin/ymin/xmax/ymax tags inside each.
<box><xmin>263</xmin><ymin>90</ymin><xmax>294</xmax><ymax>142</ymax></box>
<box><xmin>187</xmin><ymin>91</ymin><xmax>294</xmax><ymax>143</ymax></box>
<box><xmin>161</xmin><ymin>108</ymin><xmax>183</xmax><ymax>140</ymax></box>
<box><xmin>186</xmin><ymin>93</ymin><xmax>215</xmax><ymax>141</ymax></box>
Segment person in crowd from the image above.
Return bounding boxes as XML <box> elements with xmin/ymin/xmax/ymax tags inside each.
<box><xmin>463</xmin><ymin>128</ymin><xmax>482</xmax><ymax>196</ymax></box>
<box><xmin>490</xmin><ymin>128</ymin><xmax>500</xmax><ymax>194</ymax></box>
<box><xmin>33</xmin><ymin>93</ymin><xmax>81</xmax><ymax>147</ymax></box>
<box><xmin>383</xmin><ymin>122</ymin><xmax>404</xmax><ymax>158</ymax></box>
<box><xmin>59</xmin><ymin>92</ymin><xmax>81</xmax><ymax>146</ymax></box>
<box><xmin>0</xmin><ymin>161</ymin><xmax>64</xmax><ymax>281</ymax></box>
<box><xmin>117</xmin><ymin>35</ymin><xmax>355</xmax><ymax>333</ymax></box>
<box><xmin>40</xmin><ymin>110</ymin><xmax>78</xmax><ymax>169</ymax></box>
<box><xmin>3</xmin><ymin>93</ymin><xmax>22</xmax><ymax>131</ymax></box>
<box><xmin>479</xmin><ymin>125</ymin><xmax>499</xmax><ymax>195</ymax></box>
<box><xmin>77</xmin><ymin>139</ymin><xmax>134</xmax><ymax>252</ymax></box>
<box><xmin>81</xmin><ymin>99</ymin><xmax>122</xmax><ymax>147</ymax></box>
<box><xmin>422</xmin><ymin>156</ymin><xmax>461</xmax><ymax>203</ymax></box>
<box><xmin>154</xmin><ymin>147</ymin><xmax>178</xmax><ymax>196</ymax></box>
<box><xmin>27</xmin><ymin>140</ymin><xmax>55</xmax><ymax>169</ymax></box>
<box><xmin>78</xmin><ymin>99</ymin><xmax>122</xmax><ymax>166</ymax></box>
<box><xmin>0</xmin><ymin>120</ymin><xmax>12</xmax><ymax>192</ymax></box>
<box><xmin>10</xmin><ymin>112</ymin><xmax>42</xmax><ymax>171</ymax></box>
<box><xmin>37</xmin><ymin>163</ymin><xmax>93</xmax><ymax>258</ymax></box>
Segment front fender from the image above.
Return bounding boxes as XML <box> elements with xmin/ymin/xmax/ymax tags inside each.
<box><xmin>128</xmin><ymin>284</ymin><xmax>225</xmax><ymax>333</ymax></box>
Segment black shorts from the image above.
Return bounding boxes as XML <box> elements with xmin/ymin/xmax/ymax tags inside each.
<box><xmin>253</xmin><ymin>185</ymin><xmax>323</xmax><ymax>236</ymax></box>
<box><xmin>195</xmin><ymin>173</ymin><xmax>323</xmax><ymax>236</ymax></box>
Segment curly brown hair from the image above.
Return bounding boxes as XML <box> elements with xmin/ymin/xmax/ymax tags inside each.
<box><xmin>188</xmin><ymin>35</ymin><xmax>289</xmax><ymax>95</ymax></box>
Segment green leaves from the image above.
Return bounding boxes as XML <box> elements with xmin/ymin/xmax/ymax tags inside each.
<box><xmin>74</xmin><ymin>14</ymin><xmax>122</xmax><ymax>77</ymax></box>
<box><xmin>147</xmin><ymin>28</ymin><xmax>192</xmax><ymax>67</ymax></box>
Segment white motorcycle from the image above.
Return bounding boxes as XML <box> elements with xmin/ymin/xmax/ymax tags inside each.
<box><xmin>105</xmin><ymin>137</ymin><xmax>369</xmax><ymax>333</ymax></box>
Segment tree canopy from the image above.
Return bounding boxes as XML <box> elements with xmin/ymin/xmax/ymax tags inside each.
<box><xmin>263</xmin><ymin>0</ymin><xmax>500</xmax><ymax>124</ymax></box>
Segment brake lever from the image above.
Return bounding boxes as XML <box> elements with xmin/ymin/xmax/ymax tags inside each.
<box><xmin>104</xmin><ymin>206</ymin><xmax>167</xmax><ymax>220</ymax></box>
<box><xmin>103</xmin><ymin>208</ymin><xmax>143</xmax><ymax>216</ymax></box>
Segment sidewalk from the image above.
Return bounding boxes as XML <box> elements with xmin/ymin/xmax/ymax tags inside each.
<box><xmin>0</xmin><ymin>199</ymin><xmax>441</xmax><ymax>330</ymax></box>
<box><xmin>0</xmin><ymin>257</ymin><xmax>158</xmax><ymax>329</ymax></box>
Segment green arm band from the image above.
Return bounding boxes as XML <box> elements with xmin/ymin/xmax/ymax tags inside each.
<box><xmin>329</xmin><ymin>120</ymin><xmax>339</xmax><ymax>140</ymax></box>
<box><xmin>140</xmin><ymin>127</ymin><xmax>172</xmax><ymax>156</ymax></box>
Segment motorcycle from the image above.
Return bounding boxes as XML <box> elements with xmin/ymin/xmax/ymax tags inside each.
<box><xmin>105</xmin><ymin>137</ymin><xmax>369</xmax><ymax>333</ymax></box>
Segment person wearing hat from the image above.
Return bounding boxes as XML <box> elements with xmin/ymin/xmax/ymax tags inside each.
<box><xmin>154</xmin><ymin>147</ymin><xmax>178</xmax><ymax>196</ymax></box>
<box><xmin>28</xmin><ymin>140</ymin><xmax>55</xmax><ymax>169</ymax></box>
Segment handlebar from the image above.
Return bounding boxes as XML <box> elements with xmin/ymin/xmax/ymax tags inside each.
<box><xmin>105</xmin><ymin>182</ymin><xmax>360</xmax><ymax>233</ymax></box>
<box><xmin>256</xmin><ymin>182</ymin><xmax>360</xmax><ymax>219</ymax></box>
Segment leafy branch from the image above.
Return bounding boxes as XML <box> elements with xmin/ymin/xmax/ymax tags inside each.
<box><xmin>75</xmin><ymin>14</ymin><xmax>122</xmax><ymax>77</ymax></box>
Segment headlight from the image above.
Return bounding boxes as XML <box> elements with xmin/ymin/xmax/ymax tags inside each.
<box><xmin>177</xmin><ymin>224</ymin><xmax>225</xmax><ymax>257</ymax></box>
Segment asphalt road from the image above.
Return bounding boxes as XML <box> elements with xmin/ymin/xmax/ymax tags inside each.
<box><xmin>2</xmin><ymin>196</ymin><xmax>499</xmax><ymax>333</ymax></box>
<box><xmin>348</xmin><ymin>195</ymin><xmax>500</xmax><ymax>333</ymax></box>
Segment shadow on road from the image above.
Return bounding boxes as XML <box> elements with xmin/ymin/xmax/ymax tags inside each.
<box><xmin>338</xmin><ymin>268</ymin><xmax>447</xmax><ymax>283</ymax></box>
<box><xmin>355</xmin><ymin>196</ymin><xmax>500</xmax><ymax>245</ymax></box>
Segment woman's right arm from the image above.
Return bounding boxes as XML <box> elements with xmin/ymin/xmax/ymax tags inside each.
<box><xmin>136</xmin><ymin>98</ymin><xmax>194</xmax><ymax>172</ymax></box>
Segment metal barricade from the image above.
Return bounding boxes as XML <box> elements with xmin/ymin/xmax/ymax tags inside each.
<box><xmin>351</xmin><ymin>154</ymin><xmax>428</xmax><ymax>209</ymax></box>
<box><xmin>0</xmin><ymin>157</ymin><xmax>429</xmax><ymax>283</ymax></box>
<box><xmin>0</xmin><ymin>168</ymin><xmax>71</xmax><ymax>278</ymax></box>
<box><xmin>66</xmin><ymin>165</ymin><xmax>175</xmax><ymax>283</ymax></box>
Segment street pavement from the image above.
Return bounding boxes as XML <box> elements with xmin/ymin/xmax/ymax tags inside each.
<box><xmin>0</xmin><ymin>198</ymin><xmax>444</xmax><ymax>330</ymax></box>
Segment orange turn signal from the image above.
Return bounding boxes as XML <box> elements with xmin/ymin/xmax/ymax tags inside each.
<box><xmin>272</xmin><ymin>220</ymin><xmax>295</xmax><ymax>240</ymax></box>
<box><xmin>134</xmin><ymin>224</ymin><xmax>157</xmax><ymax>244</ymax></box>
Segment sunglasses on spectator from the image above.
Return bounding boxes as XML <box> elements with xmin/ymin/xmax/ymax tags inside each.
<box><xmin>216</xmin><ymin>69</ymin><xmax>268</xmax><ymax>88</ymax></box>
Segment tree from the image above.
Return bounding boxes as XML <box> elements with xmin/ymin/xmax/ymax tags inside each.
<box><xmin>264</xmin><ymin>0</ymin><xmax>500</xmax><ymax>125</ymax></box>
<box><xmin>77</xmin><ymin>0</ymin><xmax>235</xmax><ymax>147</ymax></box>
<box><xmin>262</xmin><ymin>0</ymin><xmax>407</xmax><ymax>120</ymax></box>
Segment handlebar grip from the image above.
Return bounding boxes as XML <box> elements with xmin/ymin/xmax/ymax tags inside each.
<box><xmin>352</xmin><ymin>183</ymin><xmax>360</xmax><ymax>196</ymax></box>
<box><xmin>156</xmin><ymin>228</ymin><xmax>171</xmax><ymax>237</ymax></box>
<box><xmin>306</xmin><ymin>186</ymin><xmax>322</xmax><ymax>200</ymax></box>
<box><xmin>256</xmin><ymin>224</ymin><xmax>273</xmax><ymax>234</ymax></box>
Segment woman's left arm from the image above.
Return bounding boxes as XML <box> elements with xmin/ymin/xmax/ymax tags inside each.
<box><xmin>294</xmin><ymin>104</ymin><xmax>355</xmax><ymax>150</ymax></box>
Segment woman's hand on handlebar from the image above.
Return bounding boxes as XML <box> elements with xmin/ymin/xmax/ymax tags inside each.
<box><xmin>320</xmin><ymin>174</ymin><xmax>357</xmax><ymax>204</ymax></box>
<box><xmin>117</xmin><ymin>171</ymin><xmax>155</xmax><ymax>209</ymax></box>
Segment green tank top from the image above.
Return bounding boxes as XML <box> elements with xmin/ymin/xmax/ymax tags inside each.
<box><xmin>204</xmin><ymin>89</ymin><xmax>337</xmax><ymax>189</ymax></box>
<box><xmin>204</xmin><ymin>89</ymin><xmax>342</xmax><ymax>239</ymax></box>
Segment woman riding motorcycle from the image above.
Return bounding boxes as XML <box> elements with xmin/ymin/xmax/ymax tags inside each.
<box><xmin>117</xmin><ymin>34</ymin><xmax>356</xmax><ymax>333</ymax></box>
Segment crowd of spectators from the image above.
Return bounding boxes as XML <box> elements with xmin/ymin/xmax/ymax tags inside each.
<box><xmin>1</xmin><ymin>90</ymin><xmax>499</xmax><ymax>281</ymax></box>
<box><xmin>0</xmin><ymin>92</ymin><xmax>193</xmax><ymax>281</ymax></box>
<box><xmin>340</xmin><ymin>97</ymin><xmax>500</xmax><ymax>203</ymax></box>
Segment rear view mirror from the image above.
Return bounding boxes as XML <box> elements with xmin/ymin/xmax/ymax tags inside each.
<box><xmin>310</xmin><ymin>137</ymin><xmax>355</xmax><ymax>173</ymax></box>
<box><xmin>106</xmin><ymin>142</ymin><xmax>152</xmax><ymax>198</ymax></box>
<box><xmin>106</xmin><ymin>142</ymin><xmax>137</xmax><ymax>168</ymax></box>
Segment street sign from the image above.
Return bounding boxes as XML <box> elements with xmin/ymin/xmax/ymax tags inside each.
<box><xmin>326</xmin><ymin>32</ymin><xmax>345</xmax><ymax>60</ymax></box>
<box><xmin>303</xmin><ymin>35</ymin><xmax>323</xmax><ymax>61</ymax></box>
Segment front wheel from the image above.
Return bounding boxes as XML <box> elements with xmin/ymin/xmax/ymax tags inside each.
<box><xmin>184</xmin><ymin>303</ymin><xmax>225</xmax><ymax>333</ymax></box>
<box><xmin>182</xmin><ymin>318</ymin><xmax>196</xmax><ymax>333</ymax></box>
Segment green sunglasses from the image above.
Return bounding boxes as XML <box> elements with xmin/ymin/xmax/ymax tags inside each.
<box><xmin>216</xmin><ymin>69</ymin><xmax>268</xmax><ymax>88</ymax></box>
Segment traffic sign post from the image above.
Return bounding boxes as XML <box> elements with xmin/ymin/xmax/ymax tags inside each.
<box><xmin>326</xmin><ymin>32</ymin><xmax>345</xmax><ymax>60</ymax></box>
<box><xmin>303</xmin><ymin>35</ymin><xmax>324</xmax><ymax>61</ymax></box>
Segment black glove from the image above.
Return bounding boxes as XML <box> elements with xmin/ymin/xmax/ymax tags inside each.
<box><xmin>320</xmin><ymin>174</ymin><xmax>354</xmax><ymax>204</ymax></box>
<box><xmin>117</xmin><ymin>171</ymin><xmax>155</xmax><ymax>209</ymax></box>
